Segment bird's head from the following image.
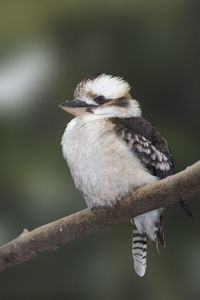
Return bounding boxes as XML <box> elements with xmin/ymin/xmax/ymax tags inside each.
<box><xmin>59</xmin><ymin>74</ymin><xmax>142</xmax><ymax>118</ymax></box>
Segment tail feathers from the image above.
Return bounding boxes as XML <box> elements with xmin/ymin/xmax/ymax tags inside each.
<box><xmin>131</xmin><ymin>212</ymin><xmax>165</xmax><ymax>276</ymax></box>
<box><xmin>180</xmin><ymin>200</ymin><xmax>193</xmax><ymax>219</ymax></box>
<box><xmin>155</xmin><ymin>214</ymin><xmax>165</xmax><ymax>250</ymax></box>
<box><xmin>132</xmin><ymin>229</ymin><xmax>147</xmax><ymax>277</ymax></box>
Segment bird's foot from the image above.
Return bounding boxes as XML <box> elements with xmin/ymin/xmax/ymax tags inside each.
<box><xmin>91</xmin><ymin>206</ymin><xmax>101</xmax><ymax>214</ymax></box>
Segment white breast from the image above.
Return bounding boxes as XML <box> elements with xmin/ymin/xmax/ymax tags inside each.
<box><xmin>61</xmin><ymin>113</ymin><xmax>157</xmax><ymax>207</ymax></box>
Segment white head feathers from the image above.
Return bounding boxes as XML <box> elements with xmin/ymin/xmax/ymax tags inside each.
<box><xmin>72</xmin><ymin>73</ymin><xmax>142</xmax><ymax>118</ymax></box>
<box><xmin>74</xmin><ymin>74</ymin><xmax>131</xmax><ymax>100</ymax></box>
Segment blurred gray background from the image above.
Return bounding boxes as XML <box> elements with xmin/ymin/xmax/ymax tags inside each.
<box><xmin>0</xmin><ymin>1</ymin><xmax>200</xmax><ymax>299</ymax></box>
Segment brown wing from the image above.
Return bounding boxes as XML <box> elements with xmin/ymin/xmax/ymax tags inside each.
<box><xmin>112</xmin><ymin>116</ymin><xmax>192</xmax><ymax>217</ymax></box>
<box><xmin>112</xmin><ymin>117</ymin><xmax>174</xmax><ymax>179</ymax></box>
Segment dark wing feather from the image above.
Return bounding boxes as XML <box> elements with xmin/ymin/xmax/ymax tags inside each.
<box><xmin>112</xmin><ymin>117</ymin><xmax>192</xmax><ymax>218</ymax></box>
<box><xmin>112</xmin><ymin>117</ymin><xmax>174</xmax><ymax>179</ymax></box>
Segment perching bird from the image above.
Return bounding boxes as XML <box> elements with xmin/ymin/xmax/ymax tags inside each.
<box><xmin>59</xmin><ymin>74</ymin><xmax>191</xmax><ymax>277</ymax></box>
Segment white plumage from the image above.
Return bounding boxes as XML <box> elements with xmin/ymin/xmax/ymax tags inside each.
<box><xmin>61</xmin><ymin>113</ymin><xmax>158</xmax><ymax>208</ymax></box>
<box><xmin>74</xmin><ymin>74</ymin><xmax>130</xmax><ymax>103</ymax></box>
<box><xmin>60</xmin><ymin>74</ymin><xmax>170</xmax><ymax>277</ymax></box>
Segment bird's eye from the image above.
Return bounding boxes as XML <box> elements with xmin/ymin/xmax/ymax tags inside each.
<box><xmin>94</xmin><ymin>95</ymin><xmax>106</xmax><ymax>104</ymax></box>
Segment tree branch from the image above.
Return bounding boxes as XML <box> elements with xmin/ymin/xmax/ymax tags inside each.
<box><xmin>0</xmin><ymin>161</ymin><xmax>200</xmax><ymax>272</ymax></box>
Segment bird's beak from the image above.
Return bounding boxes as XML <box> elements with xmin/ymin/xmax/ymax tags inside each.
<box><xmin>58</xmin><ymin>100</ymin><xmax>96</xmax><ymax>116</ymax></box>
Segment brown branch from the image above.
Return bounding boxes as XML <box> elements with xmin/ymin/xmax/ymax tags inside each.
<box><xmin>0</xmin><ymin>161</ymin><xmax>200</xmax><ymax>272</ymax></box>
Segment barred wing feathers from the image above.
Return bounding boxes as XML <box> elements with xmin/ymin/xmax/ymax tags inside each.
<box><xmin>112</xmin><ymin>117</ymin><xmax>174</xmax><ymax>179</ymax></box>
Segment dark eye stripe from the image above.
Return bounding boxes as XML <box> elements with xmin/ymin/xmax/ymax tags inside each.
<box><xmin>94</xmin><ymin>95</ymin><xmax>106</xmax><ymax>104</ymax></box>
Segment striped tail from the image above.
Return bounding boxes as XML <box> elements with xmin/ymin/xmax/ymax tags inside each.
<box><xmin>132</xmin><ymin>228</ymin><xmax>147</xmax><ymax>277</ymax></box>
<box><xmin>131</xmin><ymin>212</ymin><xmax>165</xmax><ymax>277</ymax></box>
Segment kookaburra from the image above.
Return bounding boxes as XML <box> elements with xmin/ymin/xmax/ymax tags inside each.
<box><xmin>59</xmin><ymin>74</ymin><xmax>191</xmax><ymax>277</ymax></box>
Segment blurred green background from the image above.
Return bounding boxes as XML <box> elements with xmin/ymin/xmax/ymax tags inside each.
<box><xmin>0</xmin><ymin>0</ymin><xmax>200</xmax><ymax>299</ymax></box>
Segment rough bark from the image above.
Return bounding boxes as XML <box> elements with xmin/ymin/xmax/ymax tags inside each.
<box><xmin>0</xmin><ymin>161</ymin><xmax>199</xmax><ymax>272</ymax></box>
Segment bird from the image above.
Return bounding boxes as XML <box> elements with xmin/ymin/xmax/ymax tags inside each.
<box><xmin>59</xmin><ymin>73</ymin><xmax>192</xmax><ymax>277</ymax></box>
